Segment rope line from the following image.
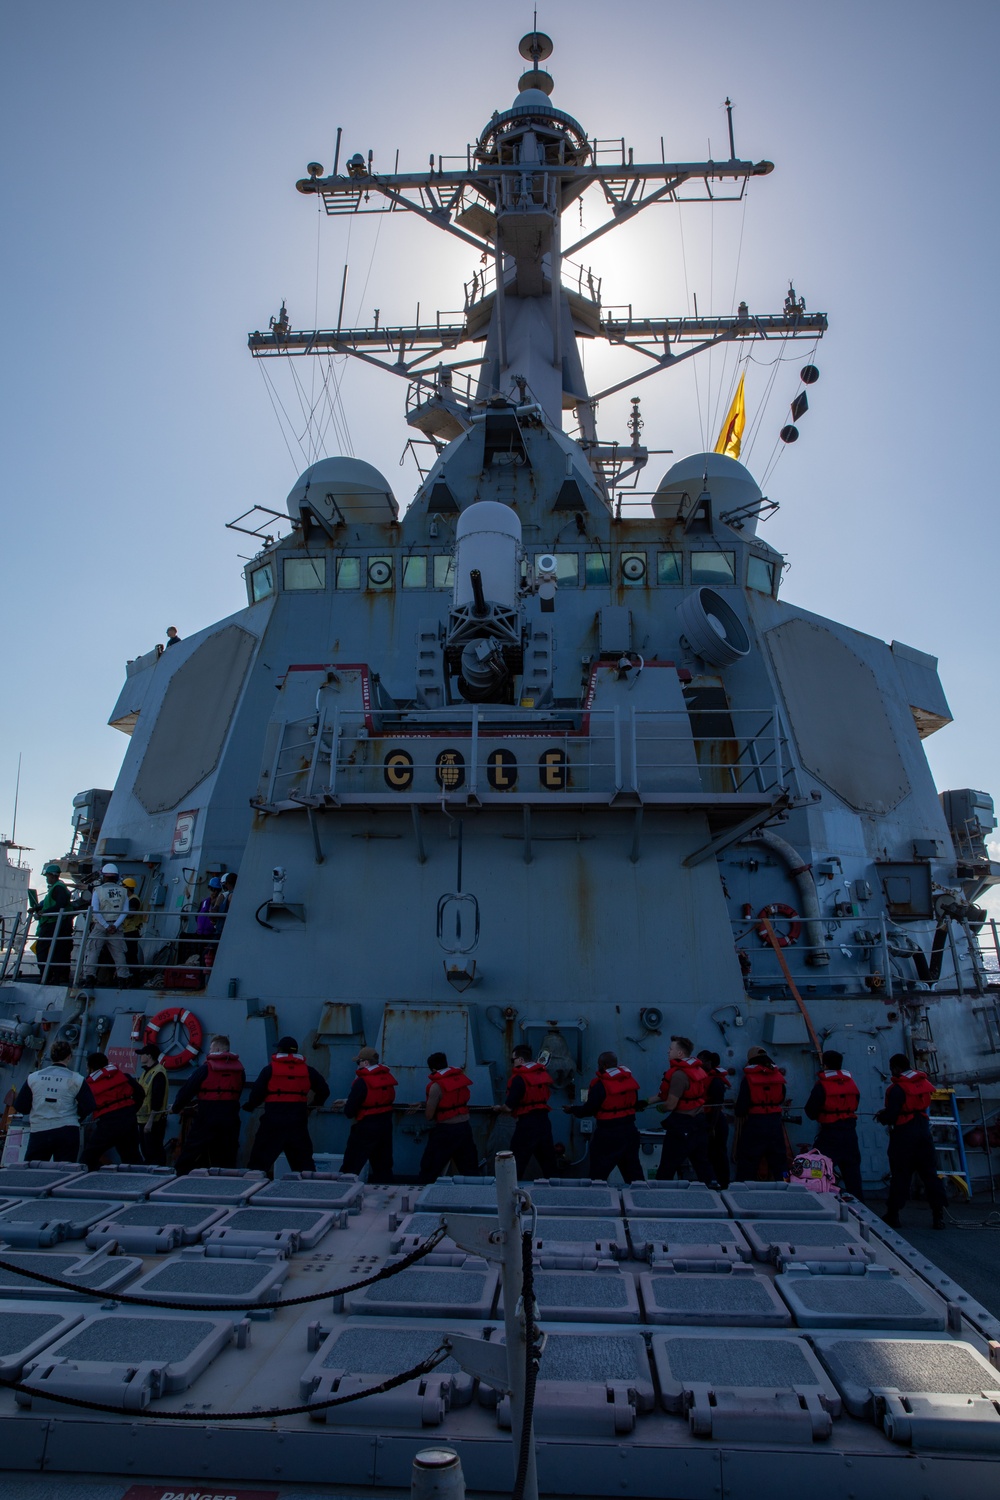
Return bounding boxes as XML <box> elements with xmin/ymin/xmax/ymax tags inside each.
<box><xmin>0</xmin><ymin>1344</ymin><xmax>450</xmax><ymax>1421</ymax></box>
<box><xmin>0</xmin><ymin>1225</ymin><xmax>447</xmax><ymax>1314</ymax></box>
<box><xmin>511</xmin><ymin>1228</ymin><xmax>540</xmax><ymax>1500</ymax></box>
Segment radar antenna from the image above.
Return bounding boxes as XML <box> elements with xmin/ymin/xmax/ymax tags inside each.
<box><xmin>249</xmin><ymin>32</ymin><xmax>826</xmax><ymax>494</ymax></box>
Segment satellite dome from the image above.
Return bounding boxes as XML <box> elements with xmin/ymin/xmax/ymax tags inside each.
<box><xmin>512</xmin><ymin>87</ymin><xmax>556</xmax><ymax>113</ymax></box>
<box><xmin>652</xmin><ymin>452</ymin><xmax>762</xmax><ymax>529</ymax></box>
<box><xmin>286</xmin><ymin>457</ymin><xmax>398</xmax><ymax>526</ymax></box>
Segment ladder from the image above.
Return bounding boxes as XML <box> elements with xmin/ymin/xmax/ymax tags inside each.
<box><xmin>929</xmin><ymin>1088</ymin><xmax>971</xmax><ymax>1199</ymax></box>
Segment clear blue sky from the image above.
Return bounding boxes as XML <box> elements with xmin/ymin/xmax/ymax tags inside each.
<box><xmin>2</xmin><ymin>0</ymin><xmax>998</xmax><ymax>893</ymax></box>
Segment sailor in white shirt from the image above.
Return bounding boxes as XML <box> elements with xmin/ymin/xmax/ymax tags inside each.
<box><xmin>15</xmin><ymin>1039</ymin><xmax>86</xmax><ymax>1161</ymax></box>
<box><xmin>81</xmin><ymin>862</ymin><xmax>131</xmax><ymax>985</ymax></box>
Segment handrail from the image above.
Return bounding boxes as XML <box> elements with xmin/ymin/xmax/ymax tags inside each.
<box><xmin>259</xmin><ymin>702</ymin><xmax>792</xmax><ymax>809</ymax></box>
<box><xmin>2</xmin><ymin>903</ymin><xmax>227</xmax><ymax>989</ymax></box>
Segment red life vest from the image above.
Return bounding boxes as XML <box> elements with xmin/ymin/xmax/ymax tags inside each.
<box><xmin>266</xmin><ymin>1053</ymin><xmax>311</xmax><ymax>1104</ymax></box>
<box><xmin>429</xmin><ymin>1066</ymin><xmax>472</xmax><ymax>1121</ymax></box>
<box><xmin>593</xmin><ymin>1066</ymin><xmax>639</xmax><ymax>1121</ymax></box>
<box><xmin>816</xmin><ymin>1069</ymin><xmax>860</xmax><ymax>1124</ymax></box>
<box><xmin>356</xmin><ymin>1063</ymin><xmax>398</xmax><ymax>1120</ymax></box>
<box><xmin>200</xmin><ymin>1053</ymin><xmax>245</xmax><ymax>1103</ymax></box>
<box><xmin>508</xmin><ymin>1061</ymin><xmax>553</xmax><ymax>1116</ymax></box>
<box><xmin>744</xmin><ymin>1063</ymin><xmax>785</xmax><ymax>1114</ymax></box>
<box><xmin>889</xmin><ymin>1069</ymin><xmax>934</xmax><ymax>1127</ymax></box>
<box><xmin>88</xmin><ymin>1065</ymin><xmax>136</xmax><ymax>1118</ymax></box>
<box><xmin>658</xmin><ymin>1058</ymin><xmax>708</xmax><ymax>1113</ymax></box>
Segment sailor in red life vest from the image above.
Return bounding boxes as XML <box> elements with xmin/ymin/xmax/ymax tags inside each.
<box><xmin>563</xmin><ymin>1050</ymin><xmax>643</xmax><ymax>1183</ymax></box>
<box><xmin>874</xmin><ymin>1052</ymin><xmax>946</xmax><ymax>1229</ymax></box>
<box><xmin>410</xmin><ymin>1051</ymin><xmax>478</xmax><ymax>1184</ymax></box>
<box><xmin>330</xmin><ymin>1046</ymin><xmax>397</xmax><ymax>1184</ymax></box>
<box><xmin>698</xmin><ymin>1048</ymin><xmax>731</xmax><ymax>1190</ymax></box>
<box><xmin>804</xmin><ymin>1049</ymin><xmax>864</xmax><ymax>1199</ymax></box>
<box><xmin>172</xmin><ymin>1034</ymin><xmax>247</xmax><ymax>1174</ymax></box>
<box><xmin>654</xmin><ymin>1036</ymin><xmax>713</xmax><ymax>1183</ymax></box>
<box><xmin>497</xmin><ymin>1043</ymin><xmax>558</xmax><ymax>1180</ymax></box>
<box><xmin>733</xmin><ymin>1045</ymin><xmax>788</xmax><ymax>1180</ymax></box>
<box><xmin>79</xmin><ymin>1051</ymin><xmax>144</xmax><ymax>1170</ymax></box>
<box><xmin>245</xmin><ymin>1035</ymin><xmax>330</xmax><ymax>1176</ymax></box>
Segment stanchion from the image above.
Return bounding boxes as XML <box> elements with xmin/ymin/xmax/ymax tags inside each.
<box><xmin>496</xmin><ymin>1150</ymin><xmax>539</xmax><ymax>1500</ymax></box>
<box><xmin>411</xmin><ymin>1447</ymin><xmax>465</xmax><ymax>1500</ymax></box>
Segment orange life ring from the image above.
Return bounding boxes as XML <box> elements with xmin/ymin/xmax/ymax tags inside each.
<box><xmin>143</xmin><ymin>1006</ymin><xmax>204</xmax><ymax>1070</ymax></box>
<box><xmin>757</xmin><ymin>903</ymin><xmax>802</xmax><ymax>947</ymax></box>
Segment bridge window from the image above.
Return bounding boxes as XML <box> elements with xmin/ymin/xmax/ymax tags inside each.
<box><xmin>336</xmin><ymin>557</ymin><xmax>361</xmax><ymax>590</ymax></box>
<box><xmin>250</xmin><ymin>563</ymin><xmax>274</xmax><ymax>602</ymax></box>
<box><xmin>657</xmin><ymin>551</ymin><xmax>683</xmax><ymax>585</ymax></box>
<box><xmin>535</xmin><ymin>553</ymin><xmax>579</xmax><ymax>585</ymax></box>
<box><xmin>402</xmin><ymin>555</ymin><xmax>428</xmax><ymax>589</ymax></box>
<box><xmin>691</xmin><ymin>551</ymin><xmax>736</xmax><ymax>586</ymax></box>
<box><xmin>283</xmin><ymin>557</ymin><xmax>326</xmax><ymax>591</ymax></box>
<box><xmin>585</xmin><ymin>552</ymin><xmax>611</xmax><ymax>586</ymax></box>
<box><xmin>747</xmin><ymin>555</ymin><xmax>777</xmax><ymax>595</ymax></box>
<box><xmin>433</xmin><ymin>555</ymin><xmax>456</xmax><ymax>589</ymax></box>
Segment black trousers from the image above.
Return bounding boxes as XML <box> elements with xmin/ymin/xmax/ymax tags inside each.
<box><xmin>26</xmin><ymin>1125</ymin><xmax>79</xmax><ymax>1162</ymax></box>
<box><xmin>83</xmin><ymin>1108</ymin><xmax>142</xmax><ymax>1170</ymax></box>
<box><xmin>342</xmin><ymin>1114</ymin><xmax>394</xmax><ymax>1183</ymax></box>
<box><xmin>140</xmin><ymin>1115</ymin><xmax>168</xmax><ymax>1166</ymax></box>
<box><xmin>735</xmin><ymin>1114</ymin><xmax>787</xmax><ymax>1181</ymax></box>
<box><xmin>511</xmin><ymin>1111</ymin><xmax>558</xmax><ymax>1179</ymax></box>
<box><xmin>174</xmin><ymin>1106</ymin><xmax>242</xmax><ymax>1175</ymax></box>
<box><xmin>656</xmin><ymin>1112</ymin><xmax>713</xmax><ymax>1183</ymax></box>
<box><xmin>419</xmin><ymin>1121</ymin><xmax>478</xmax><ymax>1183</ymax></box>
<box><xmin>887</xmin><ymin>1121</ymin><xmax>946</xmax><ymax>1218</ymax></box>
<box><xmin>707</xmin><ymin>1113</ymin><xmax>730</xmax><ymax>1189</ymax></box>
<box><xmin>815</xmin><ymin>1119</ymin><xmax>864</xmax><ymax>1199</ymax></box>
<box><xmin>248</xmin><ymin>1108</ymin><xmax>316</xmax><ymax>1176</ymax></box>
<box><xmin>589</xmin><ymin>1120</ymin><xmax>643</xmax><ymax>1183</ymax></box>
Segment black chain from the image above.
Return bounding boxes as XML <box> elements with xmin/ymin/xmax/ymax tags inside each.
<box><xmin>0</xmin><ymin>1344</ymin><xmax>451</xmax><ymax>1420</ymax></box>
<box><xmin>0</xmin><ymin>1224</ymin><xmax>446</xmax><ymax>1313</ymax></box>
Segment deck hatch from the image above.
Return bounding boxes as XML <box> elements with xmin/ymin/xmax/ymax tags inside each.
<box><xmin>622</xmin><ymin>1183</ymin><xmax>726</xmax><ymax>1218</ymax></box>
<box><xmin>640</xmin><ymin>1269</ymin><xmax>792</xmax><ymax>1326</ymax></box>
<box><xmin>626</xmin><ymin>1216</ymin><xmax>752</xmax><ymax>1267</ymax></box>
<box><xmin>0</xmin><ymin>1197</ymin><xmax>125</xmax><ymax>1246</ymax></box>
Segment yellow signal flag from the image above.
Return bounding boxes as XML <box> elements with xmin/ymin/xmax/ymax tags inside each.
<box><xmin>714</xmin><ymin>372</ymin><xmax>746</xmax><ymax>459</ymax></box>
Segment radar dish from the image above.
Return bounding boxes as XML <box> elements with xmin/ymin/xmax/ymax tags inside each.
<box><xmin>519</xmin><ymin>30</ymin><xmax>553</xmax><ymax>62</ymax></box>
<box><xmin>518</xmin><ymin>67</ymin><xmax>554</xmax><ymax>95</ymax></box>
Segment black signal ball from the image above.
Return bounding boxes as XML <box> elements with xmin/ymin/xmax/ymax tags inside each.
<box><xmin>800</xmin><ymin>364</ymin><xmax>819</xmax><ymax>384</ymax></box>
<box><xmin>790</xmin><ymin>390</ymin><xmax>809</xmax><ymax>421</ymax></box>
<box><xmin>780</xmin><ymin>424</ymin><xmax>799</xmax><ymax>444</ymax></box>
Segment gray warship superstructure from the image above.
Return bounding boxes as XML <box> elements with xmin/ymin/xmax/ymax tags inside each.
<box><xmin>1</xmin><ymin>30</ymin><xmax>1000</xmax><ymax>1496</ymax></box>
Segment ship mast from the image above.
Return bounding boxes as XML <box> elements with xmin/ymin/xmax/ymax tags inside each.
<box><xmin>249</xmin><ymin>31</ymin><xmax>826</xmax><ymax>495</ymax></box>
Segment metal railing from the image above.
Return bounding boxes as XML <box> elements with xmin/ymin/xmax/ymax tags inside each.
<box><xmin>463</xmin><ymin>256</ymin><xmax>601</xmax><ymax>315</ymax></box>
<box><xmin>736</xmin><ymin>910</ymin><xmax>998</xmax><ymax>1003</ymax></box>
<box><xmin>255</xmin><ymin>704</ymin><xmax>791</xmax><ymax>810</ymax></box>
<box><xmin>1</xmin><ymin>905</ymin><xmax>224</xmax><ymax>991</ymax></box>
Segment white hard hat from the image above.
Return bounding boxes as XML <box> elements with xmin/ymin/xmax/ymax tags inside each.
<box><xmin>101</xmin><ymin>863</ymin><xmax>119</xmax><ymax>876</ymax></box>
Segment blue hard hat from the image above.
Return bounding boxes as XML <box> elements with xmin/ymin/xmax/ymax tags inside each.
<box><xmin>208</xmin><ymin>877</ymin><xmax>222</xmax><ymax>889</ymax></box>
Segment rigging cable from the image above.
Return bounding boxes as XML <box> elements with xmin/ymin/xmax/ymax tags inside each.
<box><xmin>706</xmin><ymin>183</ymin><xmax>716</xmax><ymax>445</ymax></box>
<box><xmin>709</xmin><ymin>185</ymin><xmax>751</xmax><ymax>442</ymax></box>
<box><xmin>675</xmin><ymin>200</ymin><xmax>704</xmax><ymax>450</ymax></box>
<box><xmin>742</xmin><ymin>329</ymin><xmax>789</xmax><ymax>463</ymax></box>
<box><xmin>0</xmin><ymin>1225</ymin><xmax>448</xmax><ymax>1313</ymax></box>
<box><xmin>759</xmin><ymin>333</ymin><xmax>821</xmax><ymax>488</ymax></box>
<box><xmin>0</xmin><ymin>1346</ymin><xmax>451</xmax><ymax>1423</ymax></box>
<box><xmin>257</xmin><ymin>362</ymin><xmax>308</xmax><ymax>472</ymax></box>
<box><xmin>309</xmin><ymin>193</ymin><xmax>323</xmax><ymax>459</ymax></box>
